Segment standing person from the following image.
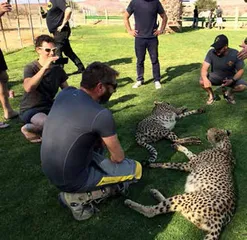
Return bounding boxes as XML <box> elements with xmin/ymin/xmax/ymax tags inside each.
<box><xmin>124</xmin><ymin>0</ymin><xmax>168</xmax><ymax>90</ymax></box>
<box><xmin>200</xmin><ymin>34</ymin><xmax>247</xmax><ymax>105</ymax></box>
<box><xmin>216</xmin><ymin>5</ymin><xmax>223</xmax><ymax>30</ymax></box>
<box><xmin>0</xmin><ymin>2</ymin><xmax>18</xmax><ymax>128</ymax></box>
<box><xmin>207</xmin><ymin>9</ymin><xmax>215</xmax><ymax>29</ymax></box>
<box><xmin>192</xmin><ymin>6</ymin><xmax>199</xmax><ymax>29</ymax></box>
<box><xmin>20</xmin><ymin>35</ymin><xmax>68</xmax><ymax>143</ymax></box>
<box><xmin>40</xmin><ymin>0</ymin><xmax>85</xmax><ymax>73</ymax></box>
<box><xmin>41</xmin><ymin>62</ymin><xmax>142</xmax><ymax>221</ymax></box>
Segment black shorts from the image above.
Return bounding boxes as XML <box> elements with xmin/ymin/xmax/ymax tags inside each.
<box><xmin>0</xmin><ymin>49</ymin><xmax>7</xmax><ymax>72</ymax></box>
<box><xmin>19</xmin><ymin>107</ymin><xmax>51</xmax><ymax>124</ymax></box>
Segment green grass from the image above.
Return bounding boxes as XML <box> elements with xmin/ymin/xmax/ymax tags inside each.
<box><xmin>1</xmin><ymin>25</ymin><xmax>247</xmax><ymax>240</ymax></box>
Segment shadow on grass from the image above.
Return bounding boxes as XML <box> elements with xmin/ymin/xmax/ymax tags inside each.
<box><xmin>107</xmin><ymin>94</ymin><xmax>137</xmax><ymax>108</ymax></box>
<box><xmin>117</xmin><ymin>77</ymin><xmax>134</xmax><ymax>88</ymax></box>
<box><xmin>105</xmin><ymin>57</ymin><xmax>132</xmax><ymax>66</ymax></box>
<box><xmin>144</xmin><ymin>63</ymin><xmax>201</xmax><ymax>85</ymax></box>
<box><xmin>8</xmin><ymin>79</ymin><xmax>23</xmax><ymax>88</ymax></box>
<box><xmin>179</xmin><ymin>26</ymin><xmax>205</xmax><ymax>33</ymax></box>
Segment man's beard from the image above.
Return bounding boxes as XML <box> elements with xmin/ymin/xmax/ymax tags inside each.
<box><xmin>99</xmin><ymin>91</ymin><xmax>112</xmax><ymax>104</ymax></box>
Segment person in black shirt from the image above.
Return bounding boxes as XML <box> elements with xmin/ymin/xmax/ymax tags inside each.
<box><xmin>20</xmin><ymin>35</ymin><xmax>68</xmax><ymax>143</ymax></box>
<box><xmin>0</xmin><ymin>2</ymin><xmax>18</xmax><ymax>127</ymax></box>
<box><xmin>40</xmin><ymin>0</ymin><xmax>84</xmax><ymax>73</ymax></box>
<box><xmin>124</xmin><ymin>0</ymin><xmax>167</xmax><ymax>90</ymax></box>
<box><xmin>192</xmin><ymin>6</ymin><xmax>199</xmax><ymax>28</ymax></box>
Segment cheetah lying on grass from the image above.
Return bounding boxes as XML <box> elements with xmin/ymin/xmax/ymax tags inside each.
<box><xmin>125</xmin><ymin>128</ymin><xmax>235</xmax><ymax>240</ymax></box>
<box><xmin>136</xmin><ymin>101</ymin><xmax>204</xmax><ymax>162</ymax></box>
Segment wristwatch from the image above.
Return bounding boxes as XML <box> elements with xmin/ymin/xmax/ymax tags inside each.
<box><xmin>232</xmin><ymin>78</ymin><xmax>237</xmax><ymax>82</ymax></box>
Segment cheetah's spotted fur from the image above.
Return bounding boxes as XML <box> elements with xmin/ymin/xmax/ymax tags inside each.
<box><xmin>135</xmin><ymin>101</ymin><xmax>204</xmax><ymax>162</ymax></box>
<box><xmin>125</xmin><ymin>128</ymin><xmax>235</xmax><ymax>240</ymax></box>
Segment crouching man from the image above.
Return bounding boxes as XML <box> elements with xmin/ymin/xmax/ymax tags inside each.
<box><xmin>41</xmin><ymin>62</ymin><xmax>142</xmax><ymax>221</ymax></box>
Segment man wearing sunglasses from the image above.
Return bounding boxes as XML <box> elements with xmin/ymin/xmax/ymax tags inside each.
<box><xmin>40</xmin><ymin>0</ymin><xmax>84</xmax><ymax>74</ymax></box>
<box><xmin>19</xmin><ymin>35</ymin><xmax>68</xmax><ymax>143</ymax></box>
<box><xmin>200</xmin><ymin>34</ymin><xmax>247</xmax><ymax>105</ymax></box>
<box><xmin>0</xmin><ymin>2</ymin><xmax>19</xmax><ymax>128</ymax></box>
<box><xmin>41</xmin><ymin>62</ymin><xmax>142</xmax><ymax>221</ymax></box>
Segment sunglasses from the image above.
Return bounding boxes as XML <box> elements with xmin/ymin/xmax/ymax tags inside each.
<box><xmin>39</xmin><ymin>47</ymin><xmax>57</xmax><ymax>53</ymax></box>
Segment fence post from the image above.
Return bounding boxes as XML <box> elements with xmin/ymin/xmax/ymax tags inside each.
<box><xmin>0</xmin><ymin>18</ymin><xmax>8</xmax><ymax>52</ymax></box>
<box><xmin>27</xmin><ymin>0</ymin><xmax>35</xmax><ymax>44</ymax></box>
<box><xmin>234</xmin><ymin>7</ymin><xmax>239</xmax><ymax>29</ymax></box>
<box><xmin>37</xmin><ymin>0</ymin><xmax>43</xmax><ymax>32</ymax></box>
<box><xmin>105</xmin><ymin>9</ymin><xmax>108</xmax><ymax>25</ymax></box>
<box><xmin>14</xmin><ymin>0</ymin><xmax>23</xmax><ymax>48</ymax></box>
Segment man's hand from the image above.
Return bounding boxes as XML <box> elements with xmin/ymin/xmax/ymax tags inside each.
<box><xmin>57</xmin><ymin>25</ymin><xmax>65</xmax><ymax>32</ymax></box>
<box><xmin>153</xmin><ymin>29</ymin><xmax>164</xmax><ymax>36</ymax></box>
<box><xmin>43</xmin><ymin>56</ymin><xmax>59</xmax><ymax>70</ymax></box>
<box><xmin>128</xmin><ymin>29</ymin><xmax>138</xmax><ymax>37</ymax></box>
<box><xmin>0</xmin><ymin>2</ymin><xmax>12</xmax><ymax>17</ymax></box>
<box><xmin>238</xmin><ymin>42</ymin><xmax>247</xmax><ymax>60</ymax></box>
<box><xmin>222</xmin><ymin>79</ymin><xmax>234</xmax><ymax>87</ymax></box>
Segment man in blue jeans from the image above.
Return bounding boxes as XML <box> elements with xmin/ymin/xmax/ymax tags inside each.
<box><xmin>124</xmin><ymin>0</ymin><xmax>167</xmax><ymax>89</ymax></box>
<box><xmin>41</xmin><ymin>62</ymin><xmax>142</xmax><ymax>221</ymax></box>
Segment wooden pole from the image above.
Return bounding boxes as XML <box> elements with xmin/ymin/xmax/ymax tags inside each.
<box><xmin>0</xmin><ymin>18</ymin><xmax>8</xmax><ymax>52</ymax></box>
<box><xmin>37</xmin><ymin>0</ymin><xmax>43</xmax><ymax>32</ymax></box>
<box><xmin>234</xmin><ymin>7</ymin><xmax>239</xmax><ymax>29</ymax></box>
<box><xmin>105</xmin><ymin>9</ymin><xmax>108</xmax><ymax>25</ymax></box>
<box><xmin>27</xmin><ymin>0</ymin><xmax>35</xmax><ymax>43</ymax></box>
<box><xmin>14</xmin><ymin>0</ymin><xmax>23</xmax><ymax>48</ymax></box>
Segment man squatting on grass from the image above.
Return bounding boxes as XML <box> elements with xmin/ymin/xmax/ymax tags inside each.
<box><xmin>19</xmin><ymin>35</ymin><xmax>68</xmax><ymax>143</ymax></box>
<box><xmin>124</xmin><ymin>0</ymin><xmax>167</xmax><ymax>90</ymax></box>
<box><xmin>200</xmin><ymin>34</ymin><xmax>247</xmax><ymax>105</ymax></box>
<box><xmin>0</xmin><ymin>2</ymin><xmax>18</xmax><ymax>129</ymax></box>
<box><xmin>41</xmin><ymin>62</ymin><xmax>142</xmax><ymax>221</ymax></box>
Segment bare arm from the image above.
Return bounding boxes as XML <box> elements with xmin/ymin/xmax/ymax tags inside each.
<box><xmin>24</xmin><ymin>56</ymin><xmax>58</xmax><ymax>92</ymax></box>
<box><xmin>201</xmin><ymin>61</ymin><xmax>212</xmax><ymax>88</ymax></box>
<box><xmin>154</xmin><ymin>12</ymin><xmax>168</xmax><ymax>36</ymax></box>
<box><xmin>123</xmin><ymin>11</ymin><xmax>138</xmax><ymax>37</ymax></box>
<box><xmin>57</xmin><ymin>7</ymin><xmax>72</xmax><ymax>32</ymax></box>
<box><xmin>238</xmin><ymin>42</ymin><xmax>247</xmax><ymax>60</ymax></box>
<box><xmin>0</xmin><ymin>2</ymin><xmax>11</xmax><ymax>17</ymax></box>
<box><xmin>102</xmin><ymin>134</ymin><xmax>125</xmax><ymax>163</ymax></box>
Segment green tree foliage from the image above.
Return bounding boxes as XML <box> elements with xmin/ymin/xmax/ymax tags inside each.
<box><xmin>194</xmin><ymin>0</ymin><xmax>217</xmax><ymax>12</ymax></box>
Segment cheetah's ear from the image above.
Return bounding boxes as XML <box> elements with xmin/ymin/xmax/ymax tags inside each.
<box><xmin>154</xmin><ymin>101</ymin><xmax>162</xmax><ymax>105</ymax></box>
<box><xmin>225</xmin><ymin>130</ymin><xmax>231</xmax><ymax>136</ymax></box>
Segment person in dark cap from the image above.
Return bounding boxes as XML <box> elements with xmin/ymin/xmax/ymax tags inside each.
<box><xmin>200</xmin><ymin>34</ymin><xmax>247</xmax><ymax>105</ymax></box>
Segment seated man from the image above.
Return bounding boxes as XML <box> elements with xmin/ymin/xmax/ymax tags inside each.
<box><xmin>41</xmin><ymin>62</ymin><xmax>142</xmax><ymax>221</ymax></box>
<box><xmin>200</xmin><ymin>34</ymin><xmax>247</xmax><ymax>105</ymax></box>
<box><xmin>19</xmin><ymin>35</ymin><xmax>68</xmax><ymax>142</ymax></box>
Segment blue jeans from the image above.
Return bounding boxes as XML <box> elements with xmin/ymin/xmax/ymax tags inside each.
<box><xmin>135</xmin><ymin>37</ymin><xmax>161</xmax><ymax>82</ymax></box>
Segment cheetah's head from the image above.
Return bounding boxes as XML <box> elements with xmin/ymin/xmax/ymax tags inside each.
<box><xmin>207</xmin><ymin>128</ymin><xmax>231</xmax><ymax>145</ymax></box>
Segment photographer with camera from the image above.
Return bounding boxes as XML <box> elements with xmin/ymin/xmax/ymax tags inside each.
<box><xmin>19</xmin><ymin>35</ymin><xmax>68</xmax><ymax>143</ymax></box>
<box><xmin>40</xmin><ymin>0</ymin><xmax>85</xmax><ymax>74</ymax></box>
<box><xmin>0</xmin><ymin>1</ymin><xmax>18</xmax><ymax>128</ymax></box>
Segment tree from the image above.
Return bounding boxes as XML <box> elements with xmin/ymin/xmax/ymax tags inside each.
<box><xmin>194</xmin><ymin>0</ymin><xmax>217</xmax><ymax>12</ymax></box>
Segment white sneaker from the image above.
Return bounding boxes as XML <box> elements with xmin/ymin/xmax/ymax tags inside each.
<box><xmin>132</xmin><ymin>81</ymin><xmax>143</xmax><ymax>88</ymax></box>
<box><xmin>154</xmin><ymin>81</ymin><xmax>161</xmax><ymax>89</ymax></box>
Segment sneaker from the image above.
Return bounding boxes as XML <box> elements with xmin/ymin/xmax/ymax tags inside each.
<box><xmin>154</xmin><ymin>81</ymin><xmax>161</xmax><ymax>89</ymax></box>
<box><xmin>58</xmin><ymin>192</ymin><xmax>95</xmax><ymax>221</ymax></box>
<box><xmin>132</xmin><ymin>81</ymin><xmax>143</xmax><ymax>88</ymax></box>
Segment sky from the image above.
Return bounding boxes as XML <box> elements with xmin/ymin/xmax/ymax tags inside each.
<box><xmin>7</xmin><ymin>0</ymin><xmax>84</xmax><ymax>3</ymax></box>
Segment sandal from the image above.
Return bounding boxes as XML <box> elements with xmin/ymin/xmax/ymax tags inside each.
<box><xmin>206</xmin><ymin>98</ymin><xmax>215</xmax><ymax>105</ymax></box>
<box><xmin>0</xmin><ymin>122</ymin><xmax>9</xmax><ymax>129</ymax></box>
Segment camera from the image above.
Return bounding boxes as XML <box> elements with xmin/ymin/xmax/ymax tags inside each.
<box><xmin>53</xmin><ymin>58</ymin><xmax>68</xmax><ymax>65</ymax></box>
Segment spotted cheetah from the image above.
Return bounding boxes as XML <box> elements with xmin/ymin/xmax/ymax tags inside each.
<box><xmin>136</xmin><ymin>101</ymin><xmax>204</xmax><ymax>162</ymax></box>
<box><xmin>125</xmin><ymin>128</ymin><xmax>235</xmax><ymax>240</ymax></box>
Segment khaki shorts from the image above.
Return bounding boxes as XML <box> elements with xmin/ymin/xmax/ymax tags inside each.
<box><xmin>0</xmin><ymin>70</ymin><xmax>8</xmax><ymax>83</ymax></box>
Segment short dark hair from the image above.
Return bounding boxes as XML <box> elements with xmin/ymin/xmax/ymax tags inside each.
<box><xmin>34</xmin><ymin>34</ymin><xmax>55</xmax><ymax>48</ymax></box>
<box><xmin>80</xmin><ymin>62</ymin><xmax>119</xmax><ymax>89</ymax></box>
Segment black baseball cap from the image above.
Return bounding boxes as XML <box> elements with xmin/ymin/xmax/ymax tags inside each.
<box><xmin>211</xmin><ymin>34</ymin><xmax>228</xmax><ymax>50</ymax></box>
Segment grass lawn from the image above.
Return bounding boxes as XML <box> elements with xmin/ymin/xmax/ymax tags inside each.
<box><xmin>1</xmin><ymin>25</ymin><xmax>247</xmax><ymax>240</ymax></box>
